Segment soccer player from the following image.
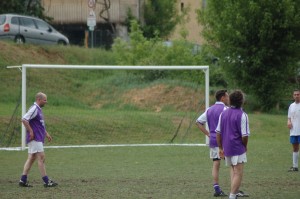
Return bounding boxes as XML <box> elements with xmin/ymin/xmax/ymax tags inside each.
<box><xmin>287</xmin><ymin>89</ymin><xmax>300</xmax><ymax>172</ymax></box>
<box><xmin>19</xmin><ymin>92</ymin><xmax>58</xmax><ymax>187</ymax></box>
<box><xmin>216</xmin><ymin>90</ymin><xmax>250</xmax><ymax>199</ymax></box>
<box><xmin>196</xmin><ymin>89</ymin><xmax>229</xmax><ymax>197</ymax></box>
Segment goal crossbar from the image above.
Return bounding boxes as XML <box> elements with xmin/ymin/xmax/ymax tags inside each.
<box><xmin>8</xmin><ymin>64</ymin><xmax>209</xmax><ymax>70</ymax></box>
<box><xmin>7</xmin><ymin>64</ymin><xmax>210</xmax><ymax>150</ymax></box>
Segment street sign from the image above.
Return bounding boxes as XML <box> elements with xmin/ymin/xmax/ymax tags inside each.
<box><xmin>88</xmin><ymin>0</ymin><xmax>96</xmax><ymax>8</ymax></box>
<box><xmin>87</xmin><ymin>0</ymin><xmax>96</xmax><ymax>48</ymax></box>
<box><xmin>87</xmin><ymin>17</ymin><xmax>96</xmax><ymax>27</ymax></box>
<box><xmin>87</xmin><ymin>10</ymin><xmax>96</xmax><ymax>27</ymax></box>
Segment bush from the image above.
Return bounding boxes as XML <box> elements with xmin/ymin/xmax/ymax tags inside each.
<box><xmin>112</xmin><ymin>20</ymin><xmax>207</xmax><ymax>83</ymax></box>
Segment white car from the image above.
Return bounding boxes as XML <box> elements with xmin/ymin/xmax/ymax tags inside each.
<box><xmin>0</xmin><ymin>14</ymin><xmax>69</xmax><ymax>45</ymax></box>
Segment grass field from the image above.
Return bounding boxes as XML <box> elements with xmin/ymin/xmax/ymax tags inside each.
<box><xmin>1</xmin><ymin>41</ymin><xmax>299</xmax><ymax>198</ymax></box>
<box><xmin>1</xmin><ymin>113</ymin><xmax>300</xmax><ymax>199</ymax></box>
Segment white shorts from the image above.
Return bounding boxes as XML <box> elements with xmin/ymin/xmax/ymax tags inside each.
<box><xmin>225</xmin><ymin>152</ymin><xmax>247</xmax><ymax>166</ymax></box>
<box><xmin>27</xmin><ymin>140</ymin><xmax>44</xmax><ymax>154</ymax></box>
<box><xmin>210</xmin><ymin>147</ymin><xmax>220</xmax><ymax>160</ymax></box>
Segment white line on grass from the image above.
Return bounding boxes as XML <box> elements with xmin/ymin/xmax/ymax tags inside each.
<box><xmin>0</xmin><ymin>143</ymin><xmax>207</xmax><ymax>151</ymax></box>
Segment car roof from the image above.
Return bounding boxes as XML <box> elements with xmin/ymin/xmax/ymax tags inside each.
<box><xmin>0</xmin><ymin>13</ymin><xmax>43</xmax><ymax>21</ymax></box>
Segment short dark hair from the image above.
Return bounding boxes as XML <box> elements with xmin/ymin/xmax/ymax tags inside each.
<box><xmin>294</xmin><ymin>89</ymin><xmax>300</xmax><ymax>93</ymax></box>
<box><xmin>215</xmin><ymin>90</ymin><xmax>227</xmax><ymax>101</ymax></box>
<box><xmin>230</xmin><ymin>90</ymin><xmax>244</xmax><ymax>108</ymax></box>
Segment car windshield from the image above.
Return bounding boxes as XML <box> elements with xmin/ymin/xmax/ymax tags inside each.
<box><xmin>0</xmin><ymin>15</ymin><xmax>6</xmax><ymax>25</ymax></box>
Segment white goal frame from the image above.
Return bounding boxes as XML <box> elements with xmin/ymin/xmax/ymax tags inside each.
<box><xmin>7</xmin><ymin>64</ymin><xmax>209</xmax><ymax>150</ymax></box>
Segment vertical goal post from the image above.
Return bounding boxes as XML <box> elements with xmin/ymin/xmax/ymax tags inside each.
<box><xmin>7</xmin><ymin>64</ymin><xmax>210</xmax><ymax>150</ymax></box>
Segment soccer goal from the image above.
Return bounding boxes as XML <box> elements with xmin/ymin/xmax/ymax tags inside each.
<box><xmin>6</xmin><ymin>64</ymin><xmax>209</xmax><ymax>150</ymax></box>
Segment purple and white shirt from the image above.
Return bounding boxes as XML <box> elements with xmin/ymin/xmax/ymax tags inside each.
<box><xmin>196</xmin><ymin>102</ymin><xmax>227</xmax><ymax>148</ymax></box>
<box><xmin>22</xmin><ymin>102</ymin><xmax>46</xmax><ymax>144</ymax></box>
<box><xmin>216</xmin><ymin>107</ymin><xmax>250</xmax><ymax>156</ymax></box>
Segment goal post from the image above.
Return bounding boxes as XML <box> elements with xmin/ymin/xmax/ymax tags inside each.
<box><xmin>8</xmin><ymin>64</ymin><xmax>210</xmax><ymax>150</ymax></box>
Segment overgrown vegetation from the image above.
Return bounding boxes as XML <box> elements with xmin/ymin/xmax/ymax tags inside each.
<box><xmin>112</xmin><ymin>20</ymin><xmax>206</xmax><ymax>83</ymax></box>
<box><xmin>0</xmin><ymin>0</ymin><xmax>50</xmax><ymax>21</ymax></box>
<box><xmin>198</xmin><ymin>0</ymin><xmax>300</xmax><ymax>111</ymax></box>
<box><xmin>142</xmin><ymin>0</ymin><xmax>180</xmax><ymax>39</ymax></box>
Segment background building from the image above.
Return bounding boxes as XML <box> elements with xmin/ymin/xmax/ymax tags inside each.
<box><xmin>41</xmin><ymin>0</ymin><xmax>204</xmax><ymax>47</ymax></box>
<box><xmin>170</xmin><ymin>0</ymin><xmax>205</xmax><ymax>45</ymax></box>
<box><xmin>42</xmin><ymin>0</ymin><xmax>143</xmax><ymax>47</ymax></box>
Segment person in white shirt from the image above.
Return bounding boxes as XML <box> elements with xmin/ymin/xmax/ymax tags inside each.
<box><xmin>287</xmin><ymin>89</ymin><xmax>300</xmax><ymax>172</ymax></box>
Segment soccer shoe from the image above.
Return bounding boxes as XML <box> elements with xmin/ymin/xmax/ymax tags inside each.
<box><xmin>214</xmin><ymin>190</ymin><xmax>228</xmax><ymax>197</ymax></box>
<box><xmin>19</xmin><ymin>180</ymin><xmax>33</xmax><ymax>187</ymax></box>
<box><xmin>44</xmin><ymin>179</ymin><xmax>58</xmax><ymax>187</ymax></box>
<box><xmin>288</xmin><ymin>167</ymin><xmax>299</xmax><ymax>172</ymax></box>
<box><xmin>236</xmin><ymin>190</ymin><xmax>249</xmax><ymax>197</ymax></box>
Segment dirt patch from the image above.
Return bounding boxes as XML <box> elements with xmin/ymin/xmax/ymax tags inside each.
<box><xmin>123</xmin><ymin>84</ymin><xmax>205</xmax><ymax>112</ymax></box>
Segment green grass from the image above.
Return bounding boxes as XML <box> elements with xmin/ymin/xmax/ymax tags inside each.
<box><xmin>1</xmin><ymin>113</ymin><xmax>300</xmax><ymax>198</ymax></box>
<box><xmin>0</xmin><ymin>136</ymin><xmax>299</xmax><ymax>199</ymax></box>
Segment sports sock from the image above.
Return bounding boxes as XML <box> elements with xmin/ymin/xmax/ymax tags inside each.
<box><xmin>213</xmin><ymin>183</ymin><xmax>221</xmax><ymax>193</ymax></box>
<box><xmin>229</xmin><ymin>193</ymin><xmax>237</xmax><ymax>199</ymax></box>
<box><xmin>293</xmin><ymin>152</ymin><xmax>299</xmax><ymax>168</ymax></box>
<box><xmin>42</xmin><ymin>176</ymin><xmax>49</xmax><ymax>184</ymax></box>
<box><xmin>20</xmin><ymin>175</ymin><xmax>27</xmax><ymax>182</ymax></box>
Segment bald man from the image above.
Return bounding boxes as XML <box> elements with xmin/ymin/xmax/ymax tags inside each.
<box><xmin>19</xmin><ymin>92</ymin><xmax>58</xmax><ymax>188</ymax></box>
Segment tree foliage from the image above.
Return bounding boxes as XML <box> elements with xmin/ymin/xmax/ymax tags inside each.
<box><xmin>142</xmin><ymin>0</ymin><xmax>180</xmax><ymax>38</ymax></box>
<box><xmin>112</xmin><ymin>20</ymin><xmax>205</xmax><ymax>83</ymax></box>
<box><xmin>0</xmin><ymin>0</ymin><xmax>48</xmax><ymax>20</ymax></box>
<box><xmin>198</xmin><ymin>0</ymin><xmax>300</xmax><ymax>111</ymax></box>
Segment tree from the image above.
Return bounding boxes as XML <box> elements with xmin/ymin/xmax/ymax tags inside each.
<box><xmin>198</xmin><ymin>0</ymin><xmax>300</xmax><ymax>111</ymax></box>
<box><xmin>142</xmin><ymin>0</ymin><xmax>180</xmax><ymax>38</ymax></box>
<box><xmin>112</xmin><ymin>20</ymin><xmax>205</xmax><ymax>82</ymax></box>
<box><xmin>0</xmin><ymin>0</ymin><xmax>24</xmax><ymax>14</ymax></box>
<box><xmin>0</xmin><ymin>0</ymin><xmax>48</xmax><ymax>20</ymax></box>
<box><xmin>24</xmin><ymin>0</ymin><xmax>46</xmax><ymax>19</ymax></box>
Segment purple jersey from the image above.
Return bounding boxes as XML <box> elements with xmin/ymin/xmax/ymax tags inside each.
<box><xmin>22</xmin><ymin>103</ymin><xmax>46</xmax><ymax>144</ymax></box>
<box><xmin>196</xmin><ymin>102</ymin><xmax>227</xmax><ymax>147</ymax></box>
<box><xmin>216</xmin><ymin>107</ymin><xmax>250</xmax><ymax>156</ymax></box>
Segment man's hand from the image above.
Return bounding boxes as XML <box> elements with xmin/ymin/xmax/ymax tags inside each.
<box><xmin>288</xmin><ymin>121</ymin><xmax>293</xmax><ymax>129</ymax></box>
<box><xmin>46</xmin><ymin>132</ymin><xmax>52</xmax><ymax>142</ymax></box>
<box><xmin>219</xmin><ymin>148</ymin><xmax>225</xmax><ymax>159</ymax></box>
<box><xmin>29</xmin><ymin>131</ymin><xmax>34</xmax><ymax>140</ymax></box>
<box><xmin>22</xmin><ymin>119</ymin><xmax>35</xmax><ymax>141</ymax></box>
<box><xmin>196</xmin><ymin>122</ymin><xmax>210</xmax><ymax>137</ymax></box>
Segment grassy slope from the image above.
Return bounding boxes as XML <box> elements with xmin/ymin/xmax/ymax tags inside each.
<box><xmin>0</xmin><ymin>42</ymin><xmax>114</xmax><ymax>146</ymax></box>
<box><xmin>0</xmin><ymin>41</ymin><xmax>206</xmax><ymax>146</ymax></box>
<box><xmin>0</xmin><ymin>42</ymin><xmax>290</xmax><ymax>147</ymax></box>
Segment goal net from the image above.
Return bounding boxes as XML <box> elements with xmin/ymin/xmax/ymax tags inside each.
<box><xmin>4</xmin><ymin>64</ymin><xmax>209</xmax><ymax>150</ymax></box>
